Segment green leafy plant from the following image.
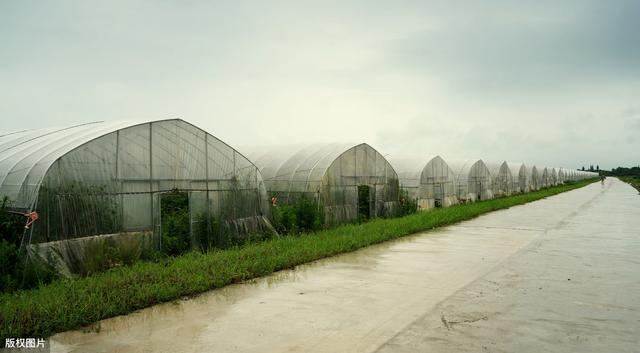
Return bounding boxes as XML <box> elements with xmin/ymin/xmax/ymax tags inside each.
<box><xmin>271</xmin><ymin>195</ymin><xmax>323</xmax><ymax>235</ymax></box>
<box><xmin>160</xmin><ymin>191</ymin><xmax>191</xmax><ymax>256</ymax></box>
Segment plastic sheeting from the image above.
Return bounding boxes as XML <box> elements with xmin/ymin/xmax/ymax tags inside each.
<box><xmin>540</xmin><ymin>167</ymin><xmax>551</xmax><ymax>188</ymax></box>
<box><xmin>244</xmin><ymin>143</ymin><xmax>400</xmax><ymax>224</ymax></box>
<box><xmin>449</xmin><ymin>159</ymin><xmax>494</xmax><ymax>202</ymax></box>
<box><xmin>508</xmin><ymin>162</ymin><xmax>529</xmax><ymax>193</ymax></box>
<box><xmin>1</xmin><ymin>119</ymin><xmax>271</xmax><ymax>250</ymax></box>
<box><xmin>485</xmin><ymin>161</ymin><xmax>513</xmax><ymax>197</ymax></box>
<box><xmin>388</xmin><ymin>155</ymin><xmax>458</xmax><ymax>210</ymax></box>
<box><xmin>528</xmin><ymin>166</ymin><xmax>541</xmax><ymax>190</ymax></box>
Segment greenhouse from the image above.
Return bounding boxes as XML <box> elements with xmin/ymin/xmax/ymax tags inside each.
<box><xmin>527</xmin><ymin>165</ymin><xmax>540</xmax><ymax>190</ymax></box>
<box><xmin>0</xmin><ymin>119</ymin><xmax>270</xmax><ymax>275</ymax></box>
<box><xmin>244</xmin><ymin>143</ymin><xmax>400</xmax><ymax>224</ymax></box>
<box><xmin>388</xmin><ymin>155</ymin><xmax>458</xmax><ymax>210</ymax></box>
<box><xmin>556</xmin><ymin>168</ymin><xmax>564</xmax><ymax>184</ymax></box>
<box><xmin>485</xmin><ymin>161</ymin><xmax>513</xmax><ymax>197</ymax></box>
<box><xmin>449</xmin><ymin>159</ymin><xmax>493</xmax><ymax>202</ymax></box>
<box><xmin>540</xmin><ymin>167</ymin><xmax>551</xmax><ymax>188</ymax></box>
<box><xmin>565</xmin><ymin>169</ymin><xmax>574</xmax><ymax>181</ymax></box>
<box><xmin>550</xmin><ymin>168</ymin><xmax>558</xmax><ymax>186</ymax></box>
<box><xmin>508</xmin><ymin>162</ymin><xmax>529</xmax><ymax>193</ymax></box>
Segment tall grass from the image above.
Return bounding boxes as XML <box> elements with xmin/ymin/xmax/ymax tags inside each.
<box><xmin>0</xmin><ymin>179</ymin><xmax>596</xmax><ymax>341</ymax></box>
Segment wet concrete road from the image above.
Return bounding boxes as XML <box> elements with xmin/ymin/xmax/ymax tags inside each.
<box><xmin>51</xmin><ymin>178</ymin><xmax>640</xmax><ymax>353</ymax></box>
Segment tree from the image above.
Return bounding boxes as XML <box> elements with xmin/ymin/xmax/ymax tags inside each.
<box><xmin>581</xmin><ymin>166</ymin><xmax>585</xmax><ymax>171</ymax></box>
<box><xmin>596</xmin><ymin>165</ymin><xmax>600</xmax><ymax>171</ymax></box>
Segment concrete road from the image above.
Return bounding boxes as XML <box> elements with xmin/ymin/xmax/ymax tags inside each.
<box><xmin>50</xmin><ymin>178</ymin><xmax>640</xmax><ymax>353</ymax></box>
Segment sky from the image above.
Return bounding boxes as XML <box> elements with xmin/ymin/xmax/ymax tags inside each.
<box><xmin>1</xmin><ymin>0</ymin><xmax>638</xmax><ymax>170</ymax></box>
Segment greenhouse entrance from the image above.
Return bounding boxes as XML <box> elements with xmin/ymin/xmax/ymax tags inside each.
<box><xmin>433</xmin><ymin>183</ymin><xmax>444</xmax><ymax>208</ymax></box>
<box><xmin>357</xmin><ymin>185</ymin><xmax>371</xmax><ymax>222</ymax></box>
<box><xmin>474</xmin><ymin>181</ymin><xmax>484</xmax><ymax>201</ymax></box>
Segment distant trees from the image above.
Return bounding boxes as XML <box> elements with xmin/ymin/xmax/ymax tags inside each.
<box><xmin>609</xmin><ymin>166</ymin><xmax>640</xmax><ymax>176</ymax></box>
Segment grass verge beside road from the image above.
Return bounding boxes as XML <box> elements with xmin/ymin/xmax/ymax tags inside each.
<box><xmin>0</xmin><ymin>179</ymin><xmax>597</xmax><ymax>340</ymax></box>
<box><xmin>619</xmin><ymin>176</ymin><xmax>640</xmax><ymax>192</ymax></box>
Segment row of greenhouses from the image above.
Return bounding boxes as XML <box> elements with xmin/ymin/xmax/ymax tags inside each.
<box><xmin>0</xmin><ymin>119</ymin><xmax>598</xmax><ymax>275</ymax></box>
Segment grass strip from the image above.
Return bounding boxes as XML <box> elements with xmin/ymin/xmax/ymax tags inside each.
<box><xmin>0</xmin><ymin>179</ymin><xmax>597</xmax><ymax>340</ymax></box>
<box><xmin>618</xmin><ymin>176</ymin><xmax>640</xmax><ymax>192</ymax></box>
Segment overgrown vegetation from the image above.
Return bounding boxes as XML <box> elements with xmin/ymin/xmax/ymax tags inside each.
<box><xmin>160</xmin><ymin>191</ymin><xmax>191</xmax><ymax>256</ymax></box>
<box><xmin>619</xmin><ymin>176</ymin><xmax>640</xmax><ymax>192</ymax></box>
<box><xmin>271</xmin><ymin>195</ymin><xmax>324</xmax><ymax>235</ymax></box>
<box><xmin>398</xmin><ymin>188</ymin><xmax>418</xmax><ymax>216</ymax></box>
<box><xmin>0</xmin><ymin>197</ymin><xmax>58</xmax><ymax>293</ymax></box>
<box><xmin>0</xmin><ymin>178</ymin><xmax>597</xmax><ymax>340</ymax></box>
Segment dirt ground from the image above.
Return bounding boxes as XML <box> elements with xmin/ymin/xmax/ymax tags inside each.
<box><xmin>50</xmin><ymin>178</ymin><xmax>640</xmax><ymax>353</ymax></box>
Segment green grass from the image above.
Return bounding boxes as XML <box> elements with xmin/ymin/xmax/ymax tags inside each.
<box><xmin>0</xmin><ymin>179</ymin><xmax>597</xmax><ymax>340</ymax></box>
<box><xmin>619</xmin><ymin>176</ymin><xmax>640</xmax><ymax>192</ymax></box>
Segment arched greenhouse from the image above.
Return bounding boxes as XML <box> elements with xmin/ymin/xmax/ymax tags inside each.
<box><xmin>244</xmin><ymin>143</ymin><xmax>400</xmax><ymax>224</ymax></box>
<box><xmin>388</xmin><ymin>155</ymin><xmax>458</xmax><ymax>210</ymax></box>
<box><xmin>449</xmin><ymin>159</ymin><xmax>493</xmax><ymax>202</ymax></box>
<box><xmin>508</xmin><ymin>162</ymin><xmax>529</xmax><ymax>193</ymax></box>
<box><xmin>485</xmin><ymin>161</ymin><xmax>513</xmax><ymax>197</ymax></box>
<box><xmin>557</xmin><ymin>168</ymin><xmax>568</xmax><ymax>184</ymax></box>
<box><xmin>550</xmin><ymin>168</ymin><xmax>558</xmax><ymax>185</ymax></box>
<box><xmin>528</xmin><ymin>165</ymin><xmax>540</xmax><ymax>190</ymax></box>
<box><xmin>540</xmin><ymin>167</ymin><xmax>551</xmax><ymax>188</ymax></box>
<box><xmin>0</xmin><ymin>119</ymin><xmax>270</xmax><ymax>275</ymax></box>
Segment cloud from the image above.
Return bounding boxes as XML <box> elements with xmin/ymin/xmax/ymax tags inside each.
<box><xmin>0</xmin><ymin>0</ymin><xmax>638</xmax><ymax>169</ymax></box>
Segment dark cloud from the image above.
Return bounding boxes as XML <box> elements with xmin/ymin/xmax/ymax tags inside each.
<box><xmin>382</xmin><ymin>1</ymin><xmax>640</xmax><ymax>92</ymax></box>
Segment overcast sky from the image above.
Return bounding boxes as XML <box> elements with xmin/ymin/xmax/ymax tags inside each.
<box><xmin>1</xmin><ymin>0</ymin><xmax>638</xmax><ymax>169</ymax></box>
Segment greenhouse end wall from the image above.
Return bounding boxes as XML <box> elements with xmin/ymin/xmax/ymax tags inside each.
<box><xmin>321</xmin><ymin>144</ymin><xmax>400</xmax><ymax>224</ymax></box>
<box><xmin>389</xmin><ymin>155</ymin><xmax>457</xmax><ymax>211</ymax></box>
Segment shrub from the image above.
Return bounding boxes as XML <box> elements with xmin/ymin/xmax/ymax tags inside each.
<box><xmin>160</xmin><ymin>191</ymin><xmax>191</xmax><ymax>256</ymax></box>
<box><xmin>271</xmin><ymin>195</ymin><xmax>323</xmax><ymax>235</ymax></box>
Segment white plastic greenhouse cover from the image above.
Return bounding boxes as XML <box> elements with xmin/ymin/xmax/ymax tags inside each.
<box><xmin>243</xmin><ymin>143</ymin><xmax>400</xmax><ymax>223</ymax></box>
<box><xmin>507</xmin><ymin>162</ymin><xmax>529</xmax><ymax>193</ymax></box>
<box><xmin>0</xmin><ymin>119</ymin><xmax>270</xmax><ymax>245</ymax></box>
<box><xmin>387</xmin><ymin>155</ymin><xmax>458</xmax><ymax>210</ymax></box>
<box><xmin>557</xmin><ymin>168</ymin><xmax>566</xmax><ymax>183</ymax></box>
<box><xmin>485</xmin><ymin>161</ymin><xmax>512</xmax><ymax>197</ymax></box>
<box><xmin>527</xmin><ymin>165</ymin><xmax>540</xmax><ymax>190</ymax></box>
<box><xmin>1</xmin><ymin>121</ymin><xmax>141</xmax><ymax>209</ymax></box>
<box><xmin>448</xmin><ymin>159</ymin><xmax>494</xmax><ymax>201</ymax></box>
<box><xmin>550</xmin><ymin>168</ymin><xmax>558</xmax><ymax>186</ymax></box>
<box><xmin>540</xmin><ymin>167</ymin><xmax>551</xmax><ymax>187</ymax></box>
